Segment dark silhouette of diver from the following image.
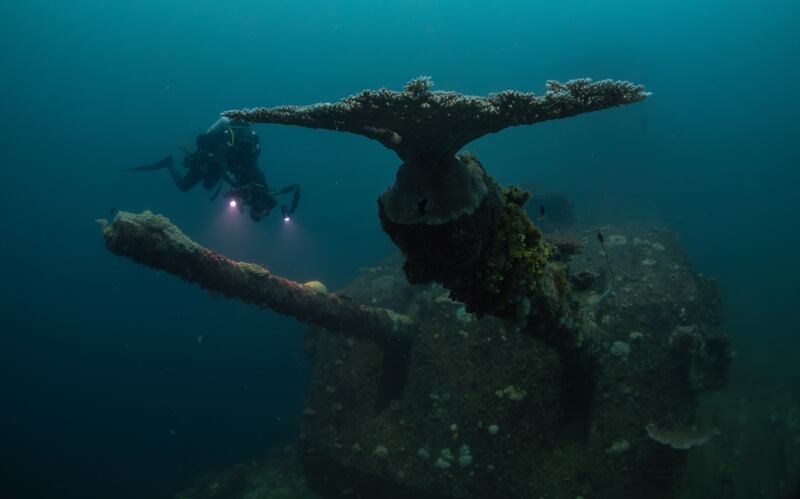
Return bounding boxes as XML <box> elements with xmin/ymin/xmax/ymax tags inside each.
<box><xmin>126</xmin><ymin>117</ymin><xmax>300</xmax><ymax>222</ymax></box>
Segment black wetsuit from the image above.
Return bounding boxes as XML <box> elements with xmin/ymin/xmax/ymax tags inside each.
<box><xmin>176</xmin><ymin>119</ymin><xmax>265</xmax><ymax>193</ymax></box>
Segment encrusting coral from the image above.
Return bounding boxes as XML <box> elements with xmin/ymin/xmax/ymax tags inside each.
<box><xmin>98</xmin><ymin>211</ymin><xmax>414</xmax><ymax>347</ymax></box>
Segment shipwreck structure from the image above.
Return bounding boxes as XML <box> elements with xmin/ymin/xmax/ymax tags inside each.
<box><xmin>224</xmin><ymin>76</ymin><xmax>648</xmax><ymax>351</ymax></box>
<box><xmin>101</xmin><ymin>78</ymin><xmax>731</xmax><ymax>498</ymax></box>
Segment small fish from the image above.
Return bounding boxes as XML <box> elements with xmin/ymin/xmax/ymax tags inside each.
<box><xmin>597</xmin><ymin>231</ymin><xmax>604</xmax><ymax>243</ymax></box>
<box><xmin>109</xmin><ymin>206</ymin><xmax>117</xmax><ymax>216</ymax></box>
<box><xmin>539</xmin><ymin>205</ymin><xmax>545</xmax><ymax>219</ymax></box>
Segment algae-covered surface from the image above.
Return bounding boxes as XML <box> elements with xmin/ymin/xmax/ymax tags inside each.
<box><xmin>176</xmin><ymin>452</ymin><xmax>318</xmax><ymax>499</ymax></box>
<box><xmin>184</xmin><ymin>222</ymin><xmax>729</xmax><ymax>499</ymax></box>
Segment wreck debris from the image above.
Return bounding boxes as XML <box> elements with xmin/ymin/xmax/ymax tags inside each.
<box><xmin>98</xmin><ymin>211</ymin><xmax>414</xmax><ymax>347</ymax></box>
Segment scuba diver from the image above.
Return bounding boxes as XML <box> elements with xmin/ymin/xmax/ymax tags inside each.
<box><xmin>126</xmin><ymin>117</ymin><xmax>300</xmax><ymax>222</ymax></box>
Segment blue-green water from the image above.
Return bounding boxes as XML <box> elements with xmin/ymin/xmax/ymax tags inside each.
<box><xmin>1</xmin><ymin>1</ymin><xmax>797</xmax><ymax>497</ymax></box>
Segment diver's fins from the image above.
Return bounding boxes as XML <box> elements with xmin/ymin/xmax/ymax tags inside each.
<box><xmin>124</xmin><ymin>155</ymin><xmax>174</xmax><ymax>172</ymax></box>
